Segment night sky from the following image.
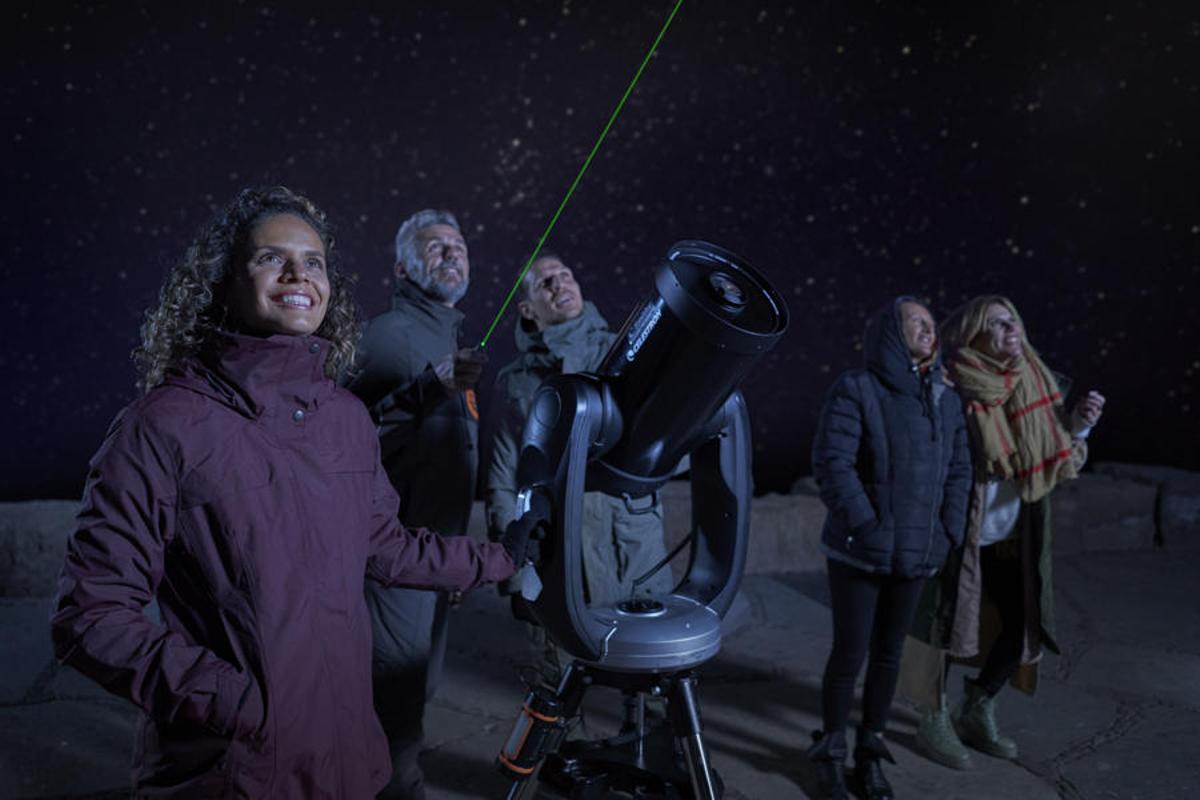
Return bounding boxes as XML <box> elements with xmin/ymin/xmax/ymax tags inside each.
<box><xmin>3</xmin><ymin>1</ymin><xmax>1198</xmax><ymax>501</ymax></box>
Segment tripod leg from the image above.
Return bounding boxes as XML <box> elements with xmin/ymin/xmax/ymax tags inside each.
<box><xmin>668</xmin><ymin>674</ymin><xmax>719</xmax><ymax>800</ymax></box>
<box><xmin>499</xmin><ymin>663</ymin><xmax>592</xmax><ymax>797</ymax></box>
<box><xmin>635</xmin><ymin>692</ymin><xmax>646</xmax><ymax>765</ymax></box>
<box><xmin>619</xmin><ymin>689</ymin><xmax>648</xmax><ymax>765</ymax></box>
<box><xmin>505</xmin><ymin>773</ymin><xmax>538</xmax><ymax>800</ymax></box>
<box><xmin>554</xmin><ymin>661</ymin><xmax>590</xmax><ymax>720</ymax></box>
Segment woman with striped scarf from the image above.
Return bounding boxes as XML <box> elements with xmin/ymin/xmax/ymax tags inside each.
<box><xmin>905</xmin><ymin>295</ymin><xmax>1106</xmax><ymax>770</ymax></box>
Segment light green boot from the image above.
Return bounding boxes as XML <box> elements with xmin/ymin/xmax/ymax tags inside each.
<box><xmin>954</xmin><ymin>678</ymin><xmax>1019</xmax><ymax>759</ymax></box>
<box><xmin>914</xmin><ymin>696</ymin><xmax>973</xmax><ymax>770</ymax></box>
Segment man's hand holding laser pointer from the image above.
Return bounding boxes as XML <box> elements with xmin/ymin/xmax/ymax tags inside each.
<box><xmin>435</xmin><ymin>347</ymin><xmax>488</xmax><ymax>392</ymax></box>
<box><xmin>435</xmin><ymin>346</ymin><xmax>487</xmax><ymax>607</ymax></box>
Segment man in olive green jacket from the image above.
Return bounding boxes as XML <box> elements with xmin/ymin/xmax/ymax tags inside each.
<box><xmin>485</xmin><ymin>252</ymin><xmax>673</xmax><ymax>681</ymax></box>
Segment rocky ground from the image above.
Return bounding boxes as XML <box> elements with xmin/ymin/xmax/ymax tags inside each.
<box><xmin>2</xmin><ymin>463</ymin><xmax>1197</xmax><ymax>799</ymax></box>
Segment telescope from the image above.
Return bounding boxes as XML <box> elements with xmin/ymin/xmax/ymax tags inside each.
<box><xmin>496</xmin><ymin>241</ymin><xmax>788</xmax><ymax>799</ymax></box>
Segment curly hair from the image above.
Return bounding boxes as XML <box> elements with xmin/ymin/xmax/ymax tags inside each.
<box><xmin>134</xmin><ymin>186</ymin><xmax>358</xmax><ymax>392</ymax></box>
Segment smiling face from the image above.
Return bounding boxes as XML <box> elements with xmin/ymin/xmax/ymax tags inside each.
<box><xmin>899</xmin><ymin>301</ymin><xmax>937</xmax><ymax>361</ymax></box>
<box><xmin>975</xmin><ymin>302</ymin><xmax>1025</xmax><ymax>363</ymax></box>
<box><xmin>519</xmin><ymin>255</ymin><xmax>584</xmax><ymax>330</ymax></box>
<box><xmin>399</xmin><ymin>223</ymin><xmax>470</xmax><ymax>306</ymax></box>
<box><xmin>227</xmin><ymin>213</ymin><xmax>330</xmax><ymax>336</ymax></box>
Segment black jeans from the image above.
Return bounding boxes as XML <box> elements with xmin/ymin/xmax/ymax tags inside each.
<box><xmin>974</xmin><ymin>541</ymin><xmax>1026</xmax><ymax>696</ymax></box>
<box><xmin>821</xmin><ymin>558</ymin><xmax>926</xmax><ymax>735</ymax></box>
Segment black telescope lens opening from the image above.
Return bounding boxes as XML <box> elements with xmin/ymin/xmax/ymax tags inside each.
<box><xmin>707</xmin><ymin>271</ymin><xmax>746</xmax><ymax>309</ymax></box>
<box><xmin>660</xmin><ymin>239</ymin><xmax>789</xmax><ymax>344</ymax></box>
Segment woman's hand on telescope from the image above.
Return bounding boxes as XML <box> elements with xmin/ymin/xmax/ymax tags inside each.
<box><xmin>501</xmin><ymin>502</ymin><xmax>549</xmax><ymax>567</ymax></box>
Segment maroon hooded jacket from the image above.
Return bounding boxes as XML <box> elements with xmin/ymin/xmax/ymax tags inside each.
<box><xmin>50</xmin><ymin>332</ymin><xmax>516</xmax><ymax>798</ymax></box>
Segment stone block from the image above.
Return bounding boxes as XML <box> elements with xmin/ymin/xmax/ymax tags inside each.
<box><xmin>743</xmin><ymin>492</ymin><xmax>827</xmax><ymax>574</ymax></box>
<box><xmin>0</xmin><ymin>598</ymin><xmax>56</xmax><ymax>705</ymax></box>
<box><xmin>1092</xmin><ymin>462</ymin><xmax>1200</xmax><ymax>549</ymax></box>
<box><xmin>661</xmin><ymin>481</ymin><xmax>827</xmax><ymax>575</ymax></box>
<box><xmin>789</xmin><ymin>474</ymin><xmax>821</xmax><ymax>496</ymax></box>
<box><xmin>0</xmin><ymin>698</ymin><xmax>135</xmax><ymax>798</ymax></box>
<box><xmin>1160</xmin><ymin>478</ymin><xmax>1200</xmax><ymax>549</ymax></box>
<box><xmin>0</xmin><ymin>500</ymin><xmax>78</xmax><ymax>598</ymax></box>
<box><xmin>1092</xmin><ymin>461</ymin><xmax>1196</xmax><ymax>485</ymax></box>
<box><xmin>1050</xmin><ymin>474</ymin><xmax>1156</xmax><ymax>554</ymax></box>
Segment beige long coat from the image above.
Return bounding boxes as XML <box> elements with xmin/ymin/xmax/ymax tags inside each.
<box><xmin>899</xmin><ymin>438</ymin><xmax>1087</xmax><ymax>705</ymax></box>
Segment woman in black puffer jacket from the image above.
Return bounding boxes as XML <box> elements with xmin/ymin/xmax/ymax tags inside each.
<box><xmin>806</xmin><ymin>296</ymin><xmax>972</xmax><ymax>800</ymax></box>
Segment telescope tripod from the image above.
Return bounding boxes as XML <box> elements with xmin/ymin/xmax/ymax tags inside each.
<box><xmin>500</xmin><ymin>662</ymin><xmax>723</xmax><ymax>800</ymax></box>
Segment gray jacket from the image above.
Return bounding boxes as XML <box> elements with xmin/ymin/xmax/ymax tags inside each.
<box><xmin>346</xmin><ymin>279</ymin><xmax>478</xmax><ymax>537</ymax></box>
<box><xmin>485</xmin><ymin>303</ymin><xmax>672</xmax><ymax>604</ymax></box>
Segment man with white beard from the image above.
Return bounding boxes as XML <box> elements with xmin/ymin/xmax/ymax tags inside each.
<box><xmin>345</xmin><ymin>209</ymin><xmax>487</xmax><ymax>800</ymax></box>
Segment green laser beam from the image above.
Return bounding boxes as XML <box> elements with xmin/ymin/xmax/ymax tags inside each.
<box><xmin>478</xmin><ymin>0</ymin><xmax>684</xmax><ymax>349</ymax></box>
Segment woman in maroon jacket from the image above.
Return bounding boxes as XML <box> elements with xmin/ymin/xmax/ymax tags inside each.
<box><xmin>50</xmin><ymin>187</ymin><xmax>532</xmax><ymax>799</ymax></box>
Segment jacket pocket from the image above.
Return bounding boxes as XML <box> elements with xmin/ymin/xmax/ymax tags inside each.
<box><xmin>927</xmin><ymin>518</ymin><xmax>952</xmax><ymax>569</ymax></box>
<box><xmin>868</xmin><ymin>483</ymin><xmax>893</xmax><ymax>522</ymax></box>
<box><xmin>213</xmin><ymin>669</ymin><xmax>275</xmax><ymax>792</ymax></box>
<box><xmin>177</xmin><ymin>448</ymin><xmax>274</xmax><ymax>599</ymax></box>
<box><xmin>321</xmin><ymin>448</ymin><xmax>377</xmax><ymax>518</ymax></box>
<box><xmin>134</xmin><ymin>716</ymin><xmax>231</xmax><ymax>791</ymax></box>
<box><xmin>834</xmin><ymin>516</ymin><xmax>874</xmax><ymax>565</ymax></box>
<box><xmin>231</xmin><ymin>670</ymin><xmax>266</xmax><ymax>740</ymax></box>
<box><xmin>848</xmin><ymin>513</ymin><xmax>878</xmax><ymax>538</ymax></box>
<box><xmin>846</xmin><ymin>516</ymin><xmax>890</xmax><ymax>550</ymax></box>
<box><xmin>319</xmin><ymin>455</ymin><xmax>377</xmax><ymax>612</ymax></box>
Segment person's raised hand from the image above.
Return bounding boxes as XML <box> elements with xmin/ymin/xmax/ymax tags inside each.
<box><xmin>500</xmin><ymin>492</ymin><xmax>551</xmax><ymax>568</ymax></box>
<box><xmin>434</xmin><ymin>347</ymin><xmax>488</xmax><ymax>392</ymax></box>
<box><xmin>1070</xmin><ymin>390</ymin><xmax>1106</xmax><ymax>435</ymax></box>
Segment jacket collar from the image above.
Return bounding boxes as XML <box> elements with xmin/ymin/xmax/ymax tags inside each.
<box><xmin>514</xmin><ymin>301</ymin><xmax>609</xmax><ymax>361</ymax></box>
<box><xmin>391</xmin><ymin>277</ymin><xmax>465</xmax><ymax>331</ymax></box>
<box><xmin>175</xmin><ymin>330</ymin><xmax>334</xmax><ymax>419</ymax></box>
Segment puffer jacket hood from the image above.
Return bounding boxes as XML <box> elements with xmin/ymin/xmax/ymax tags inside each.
<box><xmin>864</xmin><ymin>295</ymin><xmax>942</xmax><ymax>397</ymax></box>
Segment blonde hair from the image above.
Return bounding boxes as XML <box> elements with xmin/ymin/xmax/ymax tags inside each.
<box><xmin>941</xmin><ymin>294</ymin><xmax>1035</xmax><ymax>357</ymax></box>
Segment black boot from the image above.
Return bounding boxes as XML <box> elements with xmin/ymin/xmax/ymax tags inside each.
<box><xmin>806</xmin><ymin>730</ymin><xmax>849</xmax><ymax>800</ymax></box>
<box><xmin>854</xmin><ymin>727</ymin><xmax>896</xmax><ymax>800</ymax></box>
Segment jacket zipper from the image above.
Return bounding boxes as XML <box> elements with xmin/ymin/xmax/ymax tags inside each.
<box><xmin>922</xmin><ymin>378</ymin><xmax>944</xmax><ymax>571</ymax></box>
